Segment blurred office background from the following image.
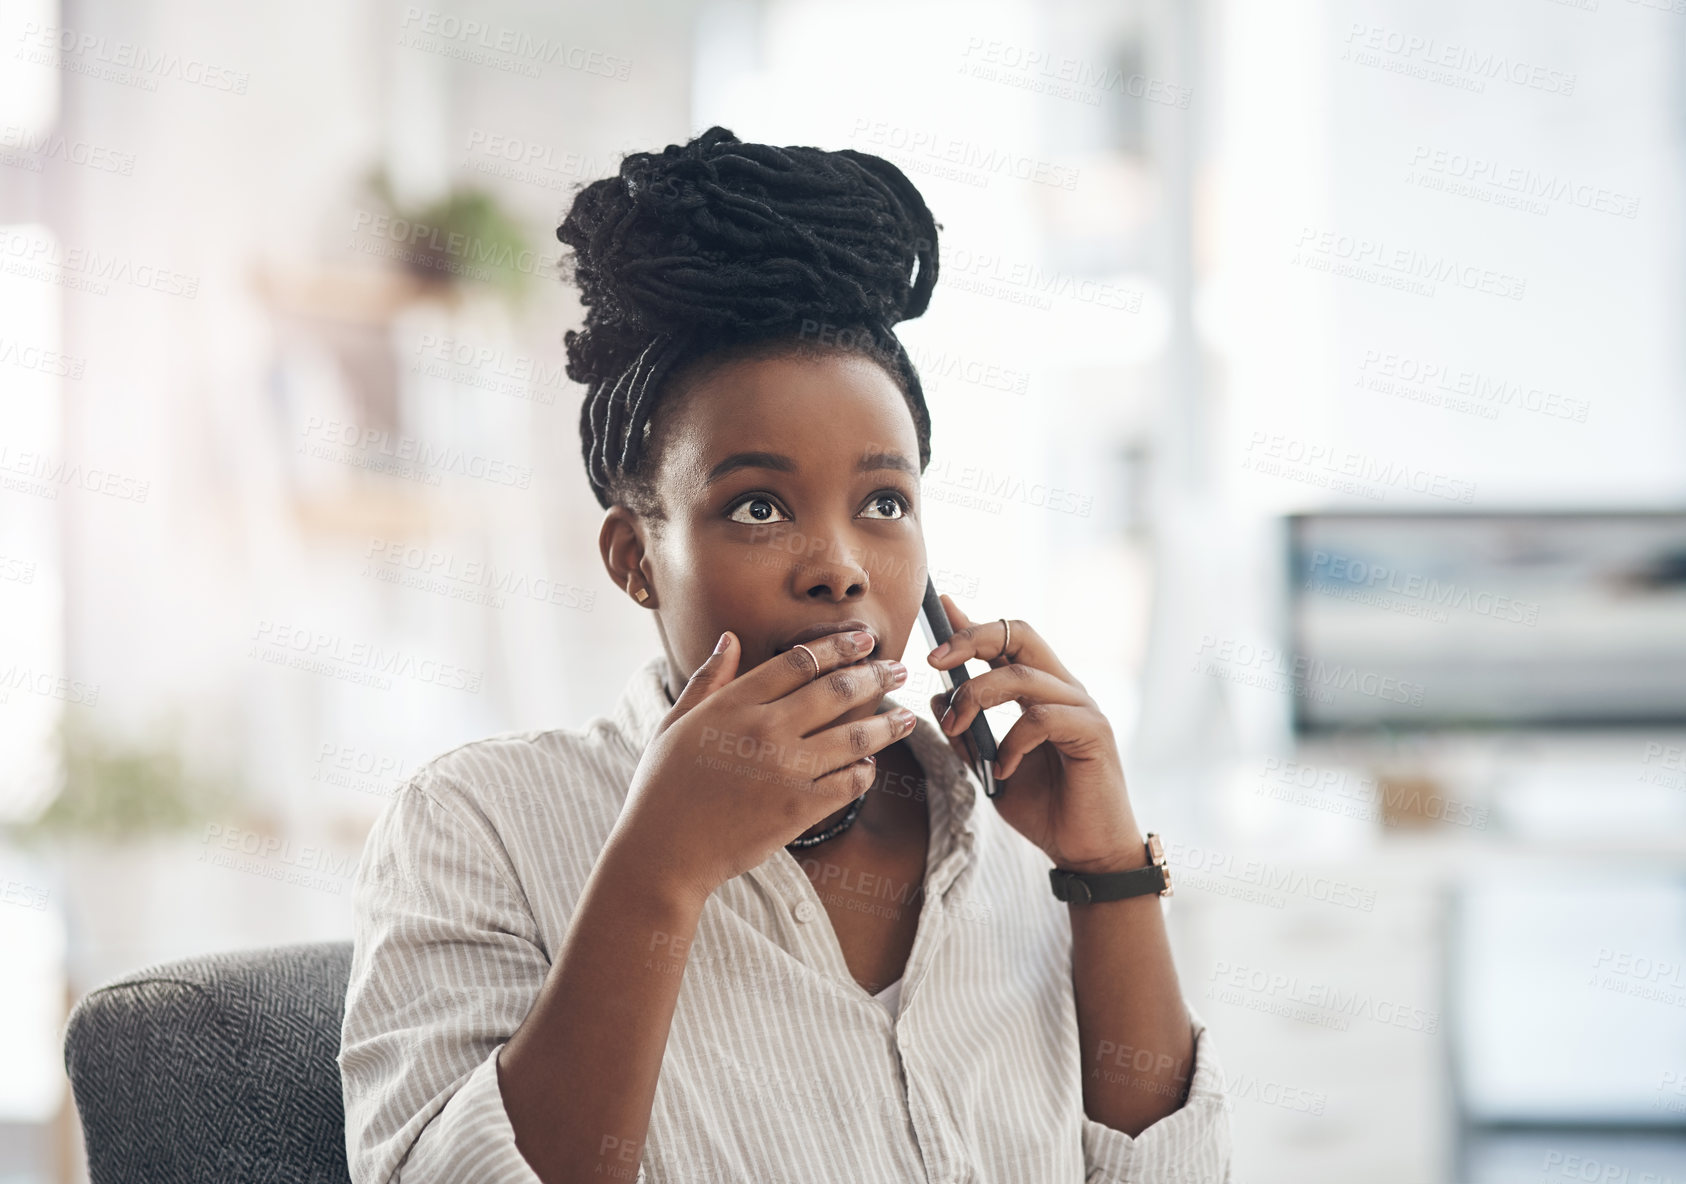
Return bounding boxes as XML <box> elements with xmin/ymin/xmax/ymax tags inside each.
<box><xmin>2</xmin><ymin>0</ymin><xmax>1684</xmax><ymax>1180</ymax></box>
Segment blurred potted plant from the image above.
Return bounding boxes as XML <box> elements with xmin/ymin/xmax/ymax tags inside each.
<box><xmin>5</xmin><ymin>713</ymin><xmax>241</xmax><ymax>991</ymax></box>
<box><xmin>362</xmin><ymin>165</ymin><xmax>538</xmax><ymax>307</ymax></box>
<box><xmin>9</xmin><ymin>714</ymin><xmax>230</xmax><ymax>843</ymax></box>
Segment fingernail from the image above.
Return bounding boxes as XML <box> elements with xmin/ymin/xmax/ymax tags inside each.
<box><xmin>886</xmin><ymin>660</ymin><xmax>907</xmax><ymax>683</ymax></box>
<box><xmin>849</xmin><ymin>629</ymin><xmax>875</xmax><ymax>653</ymax></box>
<box><xmin>929</xmin><ymin>642</ymin><xmax>950</xmax><ymax>663</ymax></box>
<box><xmin>895</xmin><ymin>709</ymin><xmax>917</xmax><ymax>731</ymax></box>
<box><xmin>714</xmin><ymin>631</ymin><xmax>731</xmax><ymax>654</ymax></box>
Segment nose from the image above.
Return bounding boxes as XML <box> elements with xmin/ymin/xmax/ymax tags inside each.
<box><xmin>790</xmin><ymin>524</ymin><xmax>871</xmax><ymax>602</ymax></box>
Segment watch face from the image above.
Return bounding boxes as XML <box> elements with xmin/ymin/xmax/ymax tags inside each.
<box><xmin>1147</xmin><ymin>833</ymin><xmax>1165</xmax><ymax>863</ymax></box>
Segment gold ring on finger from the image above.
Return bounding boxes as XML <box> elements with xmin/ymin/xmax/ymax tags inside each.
<box><xmin>792</xmin><ymin>642</ymin><xmax>821</xmax><ymax>681</ymax></box>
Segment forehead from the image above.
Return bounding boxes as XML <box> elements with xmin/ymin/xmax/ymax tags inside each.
<box><xmin>658</xmin><ymin>351</ymin><xmax>919</xmax><ymax>484</ymax></box>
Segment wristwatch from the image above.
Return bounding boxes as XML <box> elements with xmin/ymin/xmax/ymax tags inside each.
<box><xmin>1048</xmin><ymin>833</ymin><xmax>1172</xmax><ymax>904</ymax></box>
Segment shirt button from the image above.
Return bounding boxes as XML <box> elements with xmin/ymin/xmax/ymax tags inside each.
<box><xmin>793</xmin><ymin>900</ymin><xmax>818</xmax><ymax>924</ymax></box>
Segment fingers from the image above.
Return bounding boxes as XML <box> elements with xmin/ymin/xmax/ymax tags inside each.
<box><xmin>927</xmin><ymin>596</ymin><xmax>1079</xmax><ymax>686</ymax></box>
<box><xmin>992</xmin><ymin>702</ymin><xmax>1114</xmax><ymax>781</ymax></box>
<box><xmin>782</xmin><ymin>657</ymin><xmax>906</xmax><ymax>737</ymax></box>
<box><xmin>745</xmin><ymin>628</ymin><xmax>880</xmax><ymax>705</ymax></box>
<box><xmin>669</xmin><ymin>631</ymin><xmax>741</xmax><ymax>717</ymax></box>
<box><xmin>934</xmin><ymin>662</ymin><xmax>1086</xmax><ymax>742</ymax></box>
<box><xmin>928</xmin><ymin>692</ymin><xmax>976</xmax><ymax>769</ymax></box>
<box><xmin>808</xmin><ymin>702</ymin><xmax>919</xmax><ymax>780</ymax></box>
<box><xmin>808</xmin><ymin>750</ymin><xmax>881</xmax><ymax>804</ymax></box>
<box><xmin>937</xmin><ymin>592</ymin><xmax>971</xmax><ymax>633</ymax></box>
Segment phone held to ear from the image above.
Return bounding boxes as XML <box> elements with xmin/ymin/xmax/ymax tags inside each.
<box><xmin>919</xmin><ymin>576</ymin><xmax>1003</xmax><ymax>798</ymax></box>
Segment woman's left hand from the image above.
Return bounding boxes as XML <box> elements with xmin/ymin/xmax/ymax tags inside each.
<box><xmin>925</xmin><ymin>593</ymin><xmax>1147</xmax><ymax>875</ymax></box>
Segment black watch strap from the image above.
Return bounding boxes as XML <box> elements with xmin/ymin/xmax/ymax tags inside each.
<box><xmin>1048</xmin><ymin>834</ymin><xmax>1172</xmax><ymax>904</ymax></box>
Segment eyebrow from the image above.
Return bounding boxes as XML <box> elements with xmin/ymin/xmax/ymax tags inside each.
<box><xmin>703</xmin><ymin>449</ymin><xmax>918</xmax><ymax>486</ymax></box>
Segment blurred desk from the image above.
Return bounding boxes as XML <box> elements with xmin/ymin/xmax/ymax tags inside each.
<box><xmin>1165</xmin><ymin>808</ymin><xmax>1686</xmax><ymax>1184</ymax></box>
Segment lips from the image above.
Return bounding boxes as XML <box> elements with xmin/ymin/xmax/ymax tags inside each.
<box><xmin>773</xmin><ymin>617</ymin><xmax>878</xmax><ymax>661</ymax></box>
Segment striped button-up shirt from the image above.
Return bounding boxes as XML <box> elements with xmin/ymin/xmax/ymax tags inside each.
<box><xmin>339</xmin><ymin>653</ymin><xmax>1234</xmax><ymax>1183</ymax></box>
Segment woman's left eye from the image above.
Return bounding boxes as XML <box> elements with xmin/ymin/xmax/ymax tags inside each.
<box><xmin>859</xmin><ymin>492</ymin><xmax>909</xmax><ymax>520</ymax></box>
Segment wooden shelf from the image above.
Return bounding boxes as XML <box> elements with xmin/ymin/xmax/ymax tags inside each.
<box><xmin>250</xmin><ymin>259</ymin><xmax>452</xmax><ymax>326</ymax></box>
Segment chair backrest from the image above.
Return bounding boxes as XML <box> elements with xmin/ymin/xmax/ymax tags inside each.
<box><xmin>63</xmin><ymin>941</ymin><xmax>354</xmax><ymax>1184</ymax></box>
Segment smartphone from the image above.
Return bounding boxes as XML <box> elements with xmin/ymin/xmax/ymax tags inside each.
<box><xmin>918</xmin><ymin>576</ymin><xmax>1003</xmax><ymax>798</ymax></box>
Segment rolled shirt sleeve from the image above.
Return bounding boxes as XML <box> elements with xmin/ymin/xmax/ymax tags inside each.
<box><xmin>1080</xmin><ymin>1008</ymin><xmax>1233</xmax><ymax>1184</ymax></box>
<box><xmin>338</xmin><ymin>770</ymin><xmax>633</xmax><ymax>1184</ymax></box>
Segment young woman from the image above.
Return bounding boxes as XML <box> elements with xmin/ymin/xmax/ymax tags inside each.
<box><xmin>339</xmin><ymin>126</ymin><xmax>1232</xmax><ymax>1183</ymax></box>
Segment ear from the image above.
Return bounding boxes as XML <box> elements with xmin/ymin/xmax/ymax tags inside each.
<box><xmin>600</xmin><ymin>506</ymin><xmax>652</xmax><ymax>604</ymax></box>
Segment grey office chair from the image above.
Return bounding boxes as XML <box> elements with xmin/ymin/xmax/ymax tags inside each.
<box><xmin>62</xmin><ymin>941</ymin><xmax>355</xmax><ymax>1184</ymax></box>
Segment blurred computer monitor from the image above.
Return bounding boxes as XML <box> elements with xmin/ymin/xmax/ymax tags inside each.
<box><xmin>1287</xmin><ymin>512</ymin><xmax>1686</xmax><ymax>733</ymax></box>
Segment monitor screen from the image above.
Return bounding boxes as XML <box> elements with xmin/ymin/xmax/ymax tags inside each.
<box><xmin>1288</xmin><ymin>512</ymin><xmax>1686</xmax><ymax>731</ymax></box>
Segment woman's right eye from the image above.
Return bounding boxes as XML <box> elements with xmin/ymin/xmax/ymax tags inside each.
<box><xmin>726</xmin><ymin>495</ymin><xmax>790</xmax><ymax>525</ymax></box>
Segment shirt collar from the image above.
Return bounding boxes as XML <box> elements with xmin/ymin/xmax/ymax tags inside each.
<box><xmin>610</xmin><ymin>652</ymin><xmax>680</xmax><ymax>760</ymax></box>
<box><xmin>609</xmin><ymin>652</ymin><xmax>979</xmax><ymax>872</ymax></box>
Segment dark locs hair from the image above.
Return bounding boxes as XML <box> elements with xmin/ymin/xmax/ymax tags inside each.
<box><xmin>556</xmin><ymin>125</ymin><xmax>942</xmax><ymax>514</ymax></box>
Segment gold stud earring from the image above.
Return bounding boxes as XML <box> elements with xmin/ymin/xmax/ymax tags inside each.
<box><xmin>632</xmin><ymin>586</ymin><xmax>650</xmax><ymax>604</ymax></box>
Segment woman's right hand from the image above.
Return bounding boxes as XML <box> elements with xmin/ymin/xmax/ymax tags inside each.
<box><xmin>610</xmin><ymin>629</ymin><xmax>916</xmax><ymax>906</ymax></box>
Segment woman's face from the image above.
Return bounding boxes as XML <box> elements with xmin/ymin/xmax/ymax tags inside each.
<box><xmin>604</xmin><ymin>349</ymin><xmax>927</xmax><ymax>723</ymax></box>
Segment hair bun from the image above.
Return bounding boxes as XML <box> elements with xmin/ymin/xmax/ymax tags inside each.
<box><xmin>557</xmin><ymin>126</ymin><xmax>940</xmax><ymax>387</ymax></box>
